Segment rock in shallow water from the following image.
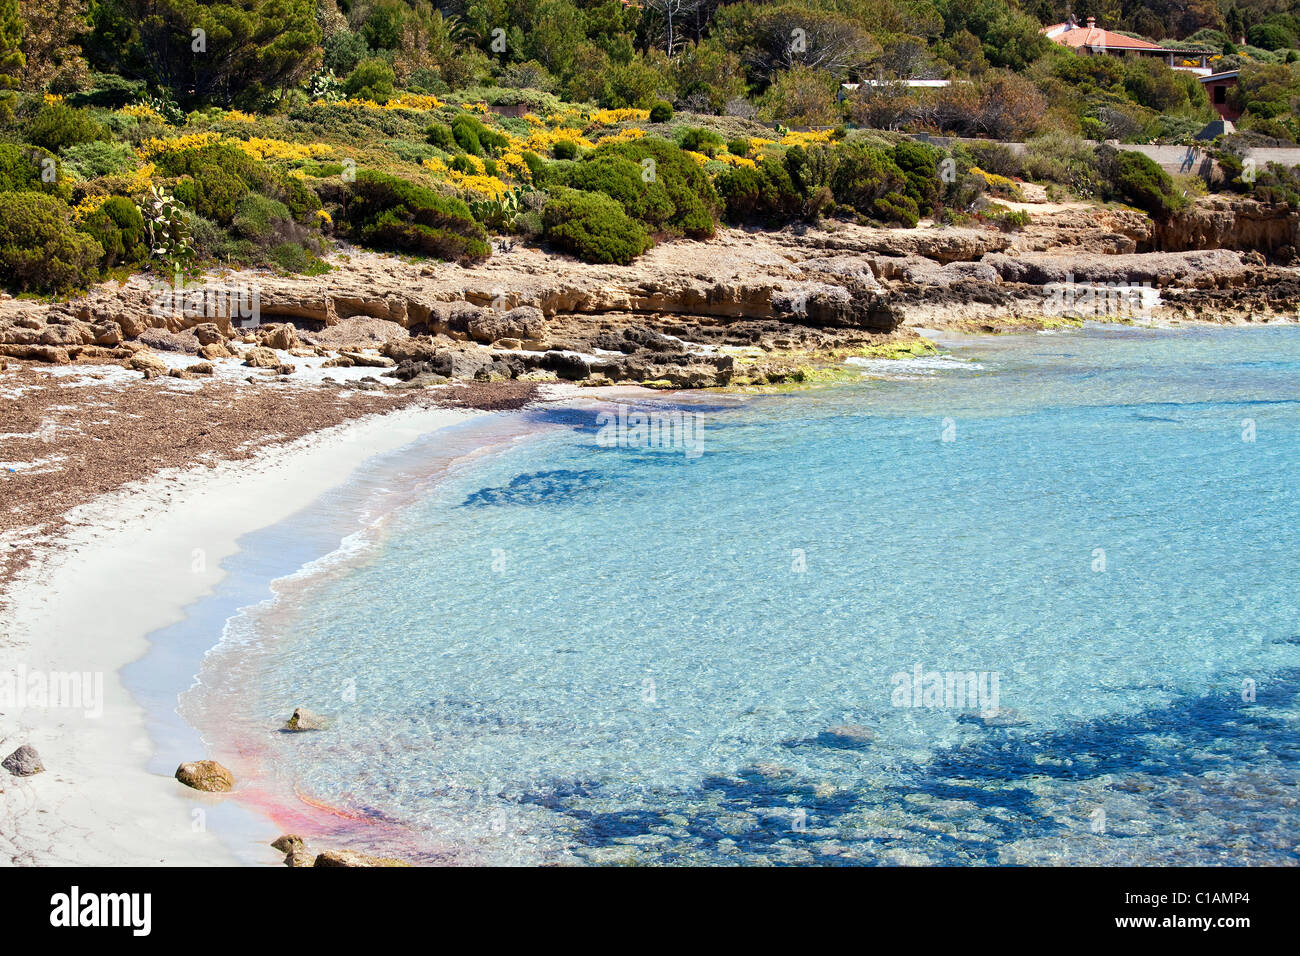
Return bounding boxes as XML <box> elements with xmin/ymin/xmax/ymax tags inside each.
<box><xmin>313</xmin><ymin>849</ymin><xmax>410</xmax><ymax>867</ymax></box>
<box><xmin>175</xmin><ymin>759</ymin><xmax>234</xmax><ymax>792</ymax></box>
<box><xmin>2</xmin><ymin>744</ymin><xmax>45</xmax><ymax>776</ymax></box>
<box><xmin>284</xmin><ymin>707</ymin><xmax>329</xmax><ymax>732</ymax></box>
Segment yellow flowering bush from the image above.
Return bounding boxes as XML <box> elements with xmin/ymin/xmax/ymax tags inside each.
<box><xmin>120</xmin><ymin>103</ymin><xmax>164</xmax><ymax>122</ymax></box>
<box><xmin>714</xmin><ymin>153</ymin><xmax>757</xmax><ymax>169</ymax></box>
<box><xmin>43</xmin><ymin>93</ymin><xmax>65</xmax><ymax>105</ymax></box>
<box><xmin>588</xmin><ymin>108</ymin><xmax>650</xmax><ymax>127</ymax></box>
<box><xmin>222</xmin><ymin>109</ymin><xmax>257</xmax><ymax>123</ymax></box>
<box><xmin>124</xmin><ymin>162</ymin><xmax>156</xmax><ymax>193</ymax></box>
<box><xmin>781</xmin><ymin>130</ymin><xmax>833</xmax><ymax>148</ymax></box>
<box><xmin>683</xmin><ymin>150</ymin><xmax>710</xmax><ymax>167</ymax></box>
<box><xmin>233</xmin><ymin>138</ymin><xmax>333</xmax><ymax>161</ymax></box>
<box><xmin>595</xmin><ymin>127</ymin><xmax>646</xmax><ymax>146</ymax></box>
<box><xmin>71</xmin><ymin>194</ymin><xmax>108</xmax><ymax>221</ymax></box>
<box><xmin>137</xmin><ymin>131</ymin><xmax>221</xmax><ymax>159</ymax></box>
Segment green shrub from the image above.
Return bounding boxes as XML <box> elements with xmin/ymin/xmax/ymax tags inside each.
<box><xmin>557</xmin><ymin>153</ymin><xmax>674</xmax><ymax>230</ymax></box>
<box><xmin>26</xmin><ymin>103</ymin><xmax>107</xmax><ymax>153</ymax></box>
<box><xmin>649</xmin><ymin>101</ymin><xmax>673</xmax><ymax>123</ymax></box>
<box><xmin>726</xmin><ymin>138</ymin><xmax>749</xmax><ymax>158</ymax></box>
<box><xmin>677</xmin><ymin>127</ymin><xmax>725</xmax><ymax>157</ymax></box>
<box><xmin>60</xmin><ymin>140</ymin><xmax>137</xmax><ymax>180</ymax></box>
<box><xmin>551</xmin><ymin>139</ymin><xmax>579</xmax><ymax>160</ymax></box>
<box><xmin>268</xmin><ymin>241</ymin><xmax>328</xmax><ymax>274</ymax></box>
<box><xmin>452</xmin><ymin>114</ymin><xmax>508</xmax><ymax>157</ymax></box>
<box><xmin>345</xmin><ymin>170</ymin><xmax>490</xmax><ymax>262</ymax></box>
<box><xmin>716</xmin><ymin>162</ymin><xmax>804</xmax><ymax>226</ymax></box>
<box><xmin>892</xmin><ymin>140</ymin><xmax>944</xmax><ymax>218</ymax></box>
<box><xmin>830</xmin><ymin>145</ymin><xmax>920</xmax><ymax>227</ymax></box>
<box><xmin>276</xmin><ymin>174</ymin><xmax>322</xmax><ymax>222</ymax></box>
<box><xmin>1101</xmin><ymin>147</ymin><xmax>1187</xmax><ymax>220</ymax></box>
<box><xmin>0</xmin><ymin>143</ymin><xmax>64</xmax><ymax>194</ymax></box>
<box><xmin>426</xmin><ymin>122</ymin><xmax>456</xmax><ymax>151</ymax></box>
<box><xmin>542</xmin><ymin>186</ymin><xmax>650</xmax><ymax>265</ymax></box>
<box><xmin>79</xmin><ymin>196</ymin><xmax>147</xmax><ymax>267</ymax></box>
<box><xmin>521</xmin><ymin>150</ymin><xmax>547</xmax><ymax>183</ymax></box>
<box><xmin>232</xmin><ymin>193</ymin><xmax>294</xmax><ymax>242</ymax></box>
<box><xmin>0</xmin><ymin>192</ymin><xmax>104</xmax><ymax>293</ymax></box>
<box><xmin>345</xmin><ymin>58</ymin><xmax>396</xmax><ymax>103</ymax></box>
<box><xmin>594</xmin><ymin>137</ymin><xmax>720</xmax><ymax>238</ymax></box>
<box><xmin>173</xmin><ymin>165</ymin><xmax>250</xmax><ymax>225</ymax></box>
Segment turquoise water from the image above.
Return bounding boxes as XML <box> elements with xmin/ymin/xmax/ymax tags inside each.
<box><xmin>184</xmin><ymin>324</ymin><xmax>1300</xmax><ymax>865</ymax></box>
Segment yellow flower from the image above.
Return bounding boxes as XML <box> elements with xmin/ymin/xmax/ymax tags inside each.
<box><xmin>233</xmin><ymin>138</ymin><xmax>333</xmax><ymax>161</ymax></box>
<box><xmin>715</xmin><ymin>153</ymin><xmax>757</xmax><ymax>169</ymax></box>
<box><xmin>124</xmin><ymin>162</ymin><xmax>156</xmax><ymax>194</ymax></box>
<box><xmin>460</xmin><ymin>101</ymin><xmax>489</xmax><ymax>113</ymax></box>
<box><xmin>316</xmin><ymin>209</ymin><xmax>333</xmax><ymax>225</ymax></box>
<box><xmin>120</xmin><ymin>103</ymin><xmax>165</xmax><ymax>122</ymax></box>
<box><xmin>780</xmin><ymin>130</ymin><xmax>832</xmax><ymax>148</ymax></box>
<box><xmin>43</xmin><ymin>93</ymin><xmax>65</xmax><ymax>105</ymax></box>
<box><xmin>71</xmin><ymin>194</ymin><xmax>108</xmax><ymax>221</ymax></box>
<box><xmin>137</xmin><ymin>131</ymin><xmax>221</xmax><ymax>159</ymax></box>
<box><xmin>683</xmin><ymin>150</ymin><xmax>710</xmax><ymax>167</ymax></box>
<box><xmin>596</xmin><ymin>127</ymin><xmax>646</xmax><ymax>146</ymax></box>
<box><xmin>222</xmin><ymin>109</ymin><xmax>257</xmax><ymax>123</ymax></box>
<box><xmin>588</xmin><ymin>108</ymin><xmax>650</xmax><ymax>127</ymax></box>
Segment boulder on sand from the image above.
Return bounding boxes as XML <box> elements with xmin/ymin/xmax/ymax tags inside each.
<box><xmin>175</xmin><ymin>759</ymin><xmax>235</xmax><ymax>792</ymax></box>
<box><xmin>2</xmin><ymin>744</ymin><xmax>45</xmax><ymax>776</ymax></box>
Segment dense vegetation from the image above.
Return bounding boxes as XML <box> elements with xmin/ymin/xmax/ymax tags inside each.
<box><xmin>0</xmin><ymin>0</ymin><xmax>1296</xmax><ymax>291</ymax></box>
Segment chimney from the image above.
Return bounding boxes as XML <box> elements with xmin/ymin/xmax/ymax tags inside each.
<box><xmin>1087</xmin><ymin>16</ymin><xmax>1097</xmax><ymax>28</ymax></box>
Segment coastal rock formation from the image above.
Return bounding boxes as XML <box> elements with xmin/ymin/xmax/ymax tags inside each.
<box><xmin>272</xmin><ymin>834</ymin><xmax>315</xmax><ymax>867</ymax></box>
<box><xmin>312</xmin><ymin>849</ymin><xmax>411</xmax><ymax>867</ymax></box>
<box><xmin>1153</xmin><ymin>196</ymin><xmax>1299</xmax><ymax>262</ymax></box>
<box><xmin>175</xmin><ymin>760</ymin><xmax>235</xmax><ymax>792</ymax></box>
<box><xmin>2</xmin><ymin>744</ymin><xmax>45</xmax><ymax>776</ymax></box>
<box><xmin>2</xmin><ymin>194</ymin><xmax>1298</xmax><ymax>388</ymax></box>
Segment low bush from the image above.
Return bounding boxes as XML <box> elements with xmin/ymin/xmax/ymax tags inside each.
<box><xmin>425</xmin><ymin>123</ymin><xmax>456</xmax><ymax>151</ymax></box>
<box><xmin>830</xmin><ymin>144</ymin><xmax>920</xmax><ymax>227</ymax></box>
<box><xmin>542</xmin><ymin>186</ymin><xmax>650</xmax><ymax>265</ymax></box>
<box><xmin>1100</xmin><ymin>146</ymin><xmax>1187</xmax><ymax>220</ymax></box>
<box><xmin>649</xmin><ymin>101</ymin><xmax>673</xmax><ymax>123</ymax></box>
<box><xmin>344</xmin><ymin>170</ymin><xmax>490</xmax><ymax>262</ymax></box>
<box><xmin>892</xmin><ymin>140</ymin><xmax>944</xmax><ymax>218</ymax></box>
<box><xmin>452</xmin><ymin>114</ymin><xmax>508</xmax><ymax>157</ymax></box>
<box><xmin>26</xmin><ymin>103</ymin><xmax>107</xmax><ymax>153</ymax></box>
<box><xmin>715</xmin><ymin>161</ymin><xmax>804</xmax><ymax>226</ymax></box>
<box><xmin>677</xmin><ymin>126</ymin><xmax>725</xmax><ymax>157</ymax></box>
<box><xmin>79</xmin><ymin>196</ymin><xmax>147</xmax><ymax>268</ymax></box>
<box><xmin>0</xmin><ymin>192</ymin><xmax>104</xmax><ymax>293</ymax></box>
<box><xmin>551</xmin><ymin>139</ymin><xmax>579</xmax><ymax>160</ymax></box>
<box><xmin>593</xmin><ymin>137</ymin><xmax>720</xmax><ymax>237</ymax></box>
<box><xmin>556</xmin><ymin>153</ymin><xmax>674</xmax><ymax>230</ymax></box>
<box><xmin>0</xmin><ymin>143</ymin><xmax>64</xmax><ymax>194</ymax></box>
<box><xmin>60</xmin><ymin>140</ymin><xmax>138</xmax><ymax>180</ymax></box>
<box><xmin>345</xmin><ymin>59</ymin><xmax>396</xmax><ymax>103</ymax></box>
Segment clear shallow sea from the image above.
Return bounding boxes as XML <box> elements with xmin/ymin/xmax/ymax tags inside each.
<box><xmin>168</xmin><ymin>323</ymin><xmax>1300</xmax><ymax>865</ymax></box>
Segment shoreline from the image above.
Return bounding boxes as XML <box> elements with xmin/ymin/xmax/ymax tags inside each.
<box><xmin>0</xmin><ymin>402</ymin><xmax>493</xmax><ymax>865</ymax></box>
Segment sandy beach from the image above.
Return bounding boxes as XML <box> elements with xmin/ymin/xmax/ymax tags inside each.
<box><xmin>0</xmin><ymin>402</ymin><xmax>489</xmax><ymax>865</ymax></box>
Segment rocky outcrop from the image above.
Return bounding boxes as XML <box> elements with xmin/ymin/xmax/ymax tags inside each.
<box><xmin>312</xmin><ymin>849</ymin><xmax>411</xmax><ymax>867</ymax></box>
<box><xmin>175</xmin><ymin>760</ymin><xmax>235</xmax><ymax>792</ymax></box>
<box><xmin>1152</xmin><ymin>196</ymin><xmax>1299</xmax><ymax>262</ymax></box>
<box><xmin>2</xmin><ymin>744</ymin><xmax>45</xmax><ymax>776</ymax></box>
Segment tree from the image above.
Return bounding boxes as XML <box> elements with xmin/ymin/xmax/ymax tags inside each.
<box><xmin>0</xmin><ymin>0</ymin><xmax>23</xmax><ymax>95</ymax></box>
<box><xmin>639</xmin><ymin>0</ymin><xmax>707</xmax><ymax>58</ymax></box>
<box><xmin>119</xmin><ymin>0</ymin><xmax>321</xmax><ymax>105</ymax></box>
<box><xmin>18</xmin><ymin>0</ymin><xmax>90</xmax><ymax>92</ymax></box>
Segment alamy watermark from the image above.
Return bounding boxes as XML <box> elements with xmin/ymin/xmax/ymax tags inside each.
<box><xmin>595</xmin><ymin>405</ymin><xmax>705</xmax><ymax>459</ymax></box>
<box><xmin>150</xmin><ymin>277</ymin><xmax>261</xmax><ymax>326</ymax></box>
<box><xmin>1044</xmin><ymin>273</ymin><xmax>1156</xmax><ymax>319</ymax></box>
<box><xmin>0</xmin><ymin>666</ymin><xmax>104</xmax><ymax>718</ymax></box>
<box><xmin>891</xmin><ymin>662</ymin><xmax>1001</xmax><ymax>717</ymax></box>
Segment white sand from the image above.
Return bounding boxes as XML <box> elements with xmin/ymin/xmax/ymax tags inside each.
<box><xmin>0</xmin><ymin>403</ymin><xmax>482</xmax><ymax>866</ymax></box>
